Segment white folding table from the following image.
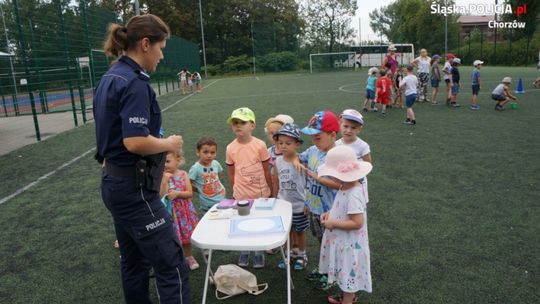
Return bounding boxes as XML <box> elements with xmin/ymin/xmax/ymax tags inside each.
<box><xmin>191</xmin><ymin>199</ymin><xmax>293</xmax><ymax>304</ymax></box>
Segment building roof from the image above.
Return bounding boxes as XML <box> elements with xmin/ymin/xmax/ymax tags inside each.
<box><xmin>457</xmin><ymin>15</ymin><xmax>495</xmax><ymax>25</ymax></box>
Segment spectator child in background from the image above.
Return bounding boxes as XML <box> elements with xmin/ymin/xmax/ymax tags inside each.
<box><xmin>193</xmin><ymin>71</ymin><xmax>202</xmax><ymax>93</ymax></box>
<box><xmin>160</xmin><ymin>150</ymin><xmax>200</xmax><ymax>270</ymax></box>
<box><xmin>470</xmin><ymin>60</ymin><xmax>483</xmax><ymax>110</ymax></box>
<box><xmin>363</xmin><ymin>68</ymin><xmax>378</xmax><ymax>112</ymax></box>
<box><xmin>272</xmin><ymin>123</ymin><xmax>310</xmax><ymax>270</ymax></box>
<box><xmin>430</xmin><ymin>54</ymin><xmax>441</xmax><ymax>105</ymax></box>
<box><xmin>492</xmin><ymin>77</ymin><xmax>517</xmax><ymax>111</ymax></box>
<box><xmin>188</xmin><ymin>137</ymin><xmax>226</xmax><ymax>214</ymax></box>
<box><xmin>187</xmin><ymin>72</ymin><xmax>194</xmax><ymax>93</ymax></box>
<box><xmin>450</xmin><ymin>58</ymin><xmax>462</xmax><ymax>108</ymax></box>
<box><xmin>412</xmin><ymin>48</ymin><xmax>431</xmax><ymax>102</ymax></box>
<box><xmin>400</xmin><ymin>64</ymin><xmax>419</xmax><ymax>125</ymax></box>
<box><xmin>392</xmin><ymin>66</ymin><xmax>404</xmax><ymax>108</ymax></box>
<box><xmin>177</xmin><ymin>68</ymin><xmax>189</xmax><ymax>94</ymax></box>
<box><xmin>443</xmin><ymin>53</ymin><xmax>455</xmax><ymax>105</ymax></box>
<box><xmin>375</xmin><ymin>69</ymin><xmax>392</xmax><ymax>115</ymax></box>
<box><xmin>336</xmin><ymin>109</ymin><xmax>372</xmax><ymax>203</ymax></box>
<box><xmin>226</xmin><ymin>107</ymin><xmax>272</xmax><ymax>268</ymax></box>
<box><xmin>317</xmin><ymin>145</ymin><xmax>373</xmax><ymax>304</ymax></box>
<box><xmin>299</xmin><ymin>111</ymin><xmax>341</xmax><ymax>290</ymax></box>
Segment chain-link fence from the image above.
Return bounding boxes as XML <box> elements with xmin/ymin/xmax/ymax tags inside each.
<box><xmin>0</xmin><ymin>0</ymin><xmax>199</xmax><ymax>143</ymax></box>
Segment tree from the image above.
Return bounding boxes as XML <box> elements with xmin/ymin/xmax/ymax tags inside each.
<box><xmin>301</xmin><ymin>0</ymin><xmax>357</xmax><ymax>54</ymax></box>
<box><xmin>369</xmin><ymin>0</ymin><xmax>459</xmax><ymax>54</ymax></box>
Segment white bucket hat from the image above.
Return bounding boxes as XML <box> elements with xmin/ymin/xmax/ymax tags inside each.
<box><xmin>502</xmin><ymin>77</ymin><xmax>512</xmax><ymax>83</ymax></box>
<box><xmin>318</xmin><ymin>146</ymin><xmax>372</xmax><ymax>182</ymax></box>
<box><xmin>473</xmin><ymin>60</ymin><xmax>484</xmax><ymax>66</ymax></box>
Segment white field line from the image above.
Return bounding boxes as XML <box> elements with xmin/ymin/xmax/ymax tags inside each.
<box><xmin>0</xmin><ymin>79</ymin><xmax>219</xmax><ymax>205</ymax></box>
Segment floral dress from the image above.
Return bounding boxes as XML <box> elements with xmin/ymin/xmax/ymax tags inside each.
<box><xmin>168</xmin><ymin>171</ymin><xmax>199</xmax><ymax>245</ymax></box>
<box><xmin>319</xmin><ymin>185</ymin><xmax>372</xmax><ymax>293</ymax></box>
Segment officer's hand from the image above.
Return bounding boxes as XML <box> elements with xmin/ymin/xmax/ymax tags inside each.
<box><xmin>167</xmin><ymin>135</ymin><xmax>183</xmax><ymax>152</ymax></box>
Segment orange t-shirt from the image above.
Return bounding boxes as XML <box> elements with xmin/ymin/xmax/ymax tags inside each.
<box><xmin>226</xmin><ymin>137</ymin><xmax>271</xmax><ymax>200</ymax></box>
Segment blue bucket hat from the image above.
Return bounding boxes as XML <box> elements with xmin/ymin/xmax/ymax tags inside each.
<box><xmin>273</xmin><ymin>123</ymin><xmax>303</xmax><ymax>144</ymax></box>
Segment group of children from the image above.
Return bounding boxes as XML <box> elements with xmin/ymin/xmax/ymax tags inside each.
<box><xmin>158</xmin><ymin>106</ymin><xmax>374</xmax><ymax>303</ymax></box>
<box><xmin>362</xmin><ymin>51</ymin><xmax>519</xmax><ymax>122</ymax></box>
<box><xmin>177</xmin><ymin>68</ymin><xmax>202</xmax><ymax>94</ymax></box>
<box><xmin>362</xmin><ymin>63</ymin><xmax>420</xmax><ymax>125</ymax></box>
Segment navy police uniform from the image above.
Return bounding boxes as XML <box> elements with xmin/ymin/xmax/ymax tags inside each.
<box><xmin>94</xmin><ymin>56</ymin><xmax>190</xmax><ymax>303</ymax></box>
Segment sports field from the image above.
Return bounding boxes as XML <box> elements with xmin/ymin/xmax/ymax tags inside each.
<box><xmin>0</xmin><ymin>66</ymin><xmax>539</xmax><ymax>303</ymax></box>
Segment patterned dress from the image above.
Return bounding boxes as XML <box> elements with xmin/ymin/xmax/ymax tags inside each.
<box><xmin>319</xmin><ymin>185</ymin><xmax>371</xmax><ymax>293</ymax></box>
<box><xmin>168</xmin><ymin>171</ymin><xmax>199</xmax><ymax>244</ymax></box>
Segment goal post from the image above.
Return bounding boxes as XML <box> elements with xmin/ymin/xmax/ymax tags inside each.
<box><xmin>309</xmin><ymin>52</ymin><xmax>357</xmax><ymax>74</ymax></box>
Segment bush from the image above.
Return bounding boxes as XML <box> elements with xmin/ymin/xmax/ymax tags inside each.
<box><xmin>257</xmin><ymin>51</ymin><xmax>299</xmax><ymax>72</ymax></box>
<box><xmin>221</xmin><ymin>55</ymin><xmax>252</xmax><ymax>74</ymax></box>
<box><xmin>206</xmin><ymin>64</ymin><xmax>222</xmax><ymax>76</ymax></box>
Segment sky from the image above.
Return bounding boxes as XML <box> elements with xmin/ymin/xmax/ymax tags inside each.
<box><xmin>355</xmin><ymin>0</ymin><xmax>497</xmax><ymax>43</ymax></box>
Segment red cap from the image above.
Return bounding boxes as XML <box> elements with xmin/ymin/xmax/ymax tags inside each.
<box><xmin>446</xmin><ymin>53</ymin><xmax>455</xmax><ymax>59</ymax></box>
<box><xmin>301</xmin><ymin>111</ymin><xmax>340</xmax><ymax>135</ymax></box>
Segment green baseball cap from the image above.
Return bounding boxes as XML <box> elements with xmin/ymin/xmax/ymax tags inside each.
<box><xmin>227</xmin><ymin>107</ymin><xmax>256</xmax><ymax>124</ymax></box>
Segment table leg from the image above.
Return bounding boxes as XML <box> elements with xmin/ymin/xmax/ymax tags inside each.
<box><xmin>287</xmin><ymin>235</ymin><xmax>291</xmax><ymax>304</ymax></box>
<box><xmin>201</xmin><ymin>249</ymin><xmax>212</xmax><ymax>304</ymax></box>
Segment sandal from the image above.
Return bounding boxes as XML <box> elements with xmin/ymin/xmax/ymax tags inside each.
<box><xmin>327</xmin><ymin>293</ymin><xmax>359</xmax><ymax>304</ymax></box>
<box><xmin>293</xmin><ymin>256</ymin><xmax>308</xmax><ymax>271</ymax></box>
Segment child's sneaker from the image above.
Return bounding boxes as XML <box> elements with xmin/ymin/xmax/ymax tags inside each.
<box><xmin>362</xmin><ymin>107</ymin><xmax>368</xmax><ymax>112</ymax></box>
<box><xmin>307</xmin><ymin>268</ymin><xmax>322</xmax><ymax>281</ymax></box>
<box><xmin>252</xmin><ymin>252</ymin><xmax>265</xmax><ymax>268</ymax></box>
<box><xmin>186</xmin><ymin>256</ymin><xmax>199</xmax><ymax>270</ymax></box>
<box><xmin>470</xmin><ymin>104</ymin><xmax>480</xmax><ymax>110</ymax></box>
<box><xmin>293</xmin><ymin>256</ymin><xmax>308</xmax><ymax>271</ymax></box>
<box><xmin>495</xmin><ymin>104</ymin><xmax>505</xmax><ymax>111</ymax></box>
<box><xmin>314</xmin><ymin>274</ymin><xmax>334</xmax><ymax>290</ymax></box>
<box><xmin>238</xmin><ymin>252</ymin><xmax>250</xmax><ymax>267</ymax></box>
<box><xmin>381</xmin><ymin>110</ymin><xmax>386</xmax><ymax>115</ymax></box>
<box><xmin>450</xmin><ymin>102</ymin><xmax>461</xmax><ymax>108</ymax></box>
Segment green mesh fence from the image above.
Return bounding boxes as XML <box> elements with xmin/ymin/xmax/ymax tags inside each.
<box><xmin>0</xmin><ymin>0</ymin><xmax>200</xmax><ymax>126</ymax></box>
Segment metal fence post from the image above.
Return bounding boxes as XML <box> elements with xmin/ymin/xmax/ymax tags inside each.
<box><xmin>28</xmin><ymin>19</ymin><xmax>47</xmax><ymax>114</ymax></box>
<box><xmin>55</xmin><ymin>0</ymin><xmax>78</xmax><ymax>127</ymax></box>
<box><xmin>80</xmin><ymin>0</ymin><xmax>92</xmax><ymax>122</ymax></box>
<box><xmin>13</xmin><ymin>0</ymin><xmax>40</xmax><ymax>141</ymax></box>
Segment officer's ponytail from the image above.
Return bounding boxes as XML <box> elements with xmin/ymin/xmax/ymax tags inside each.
<box><xmin>104</xmin><ymin>14</ymin><xmax>170</xmax><ymax>58</ymax></box>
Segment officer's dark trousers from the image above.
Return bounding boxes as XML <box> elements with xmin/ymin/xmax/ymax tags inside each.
<box><xmin>101</xmin><ymin>173</ymin><xmax>190</xmax><ymax>304</ymax></box>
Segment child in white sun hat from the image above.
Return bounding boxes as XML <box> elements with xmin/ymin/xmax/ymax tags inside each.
<box><xmin>317</xmin><ymin>145</ymin><xmax>373</xmax><ymax>304</ymax></box>
<box><xmin>336</xmin><ymin>109</ymin><xmax>372</xmax><ymax>203</ymax></box>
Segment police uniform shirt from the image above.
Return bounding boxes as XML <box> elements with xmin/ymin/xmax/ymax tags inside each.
<box><xmin>94</xmin><ymin>56</ymin><xmax>161</xmax><ymax>167</ymax></box>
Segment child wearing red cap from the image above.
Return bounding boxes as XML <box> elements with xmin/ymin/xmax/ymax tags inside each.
<box><xmin>299</xmin><ymin>110</ymin><xmax>342</xmax><ymax>290</ymax></box>
<box><xmin>375</xmin><ymin>70</ymin><xmax>393</xmax><ymax>115</ymax></box>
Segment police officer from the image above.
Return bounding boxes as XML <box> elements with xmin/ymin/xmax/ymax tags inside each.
<box><xmin>93</xmin><ymin>14</ymin><xmax>190</xmax><ymax>303</ymax></box>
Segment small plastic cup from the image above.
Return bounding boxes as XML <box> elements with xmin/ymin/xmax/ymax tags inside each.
<box><xmin>237</xmin><ymin>201</ymin><xmax>251</xmax><ymax>216</ymax></box>
<box><xmin>510</xmin><ymin>102</ymin><xmax>518</xmax><ymax>109</ymax></box>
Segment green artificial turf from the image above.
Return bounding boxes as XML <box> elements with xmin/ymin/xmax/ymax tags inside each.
<box><xmin>0</xmin><ymin>66</ymin><xmax>539</xmax><ymax>303</ymax></box>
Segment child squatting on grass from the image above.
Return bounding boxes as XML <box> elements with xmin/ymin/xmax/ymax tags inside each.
<box><xmin>226</xmin><ymin>107</ymin><xmax>273</xmax><ymax>268</ymax></box>
<box><xmin>160</xmin><ymin>149</ymin><xmax>200</xmax><ymax>270</ymax></box>
<box><xmin>492</xmin><ymin>77</ymin><xmax>518</xmax><ymax>111</ymax></box>
<box><xmin>317</xmin><ymin>145</ymin><xmax>373</xmax><ymax>304</ymax></box>
<box><xmin>272</xmin><ymin>123</ymin><xmax>310</xmax><ymax>270</ymax></box>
